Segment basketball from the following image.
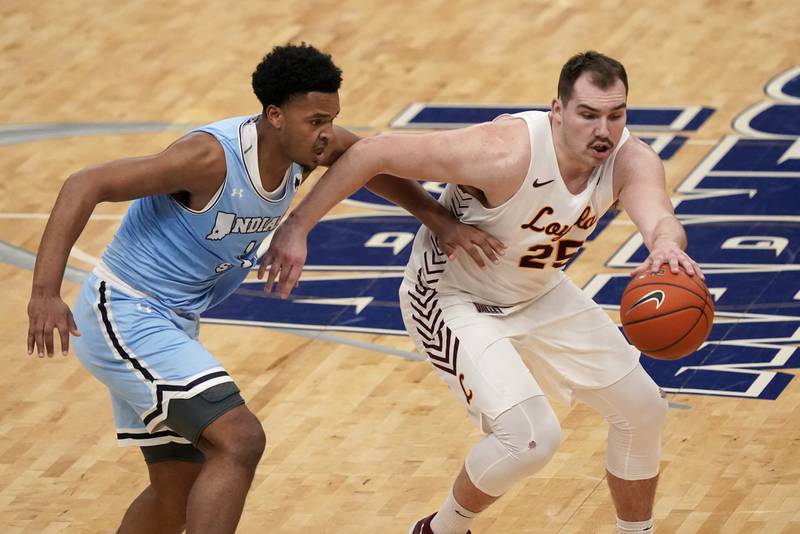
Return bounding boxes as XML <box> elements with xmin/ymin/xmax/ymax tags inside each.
<box><xmin>620</xmin><ymin>267</ymin><xmax>714</xmax><ymax>360</ymax></box>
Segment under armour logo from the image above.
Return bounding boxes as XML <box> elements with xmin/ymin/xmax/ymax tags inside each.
<box><xmin>231</xmin><ymin>188</ymin><xmax>244</xmax><ymax>198</ymax></box>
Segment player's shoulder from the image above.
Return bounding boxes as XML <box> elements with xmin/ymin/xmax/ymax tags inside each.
<box><xmin>617</xmin><ymin>134</ymin><xmax>659</xmax><ymax>164</ymax></box>
<box><xmin>614</xmin><ymin>134</ymin><xmax>662</xmax><ymax>176</ymax></box>
<box><xmin>171</xmin><ymin>131</ymin><xmax>226</xmax><ymax>168</ymax></box>
<box><xmin>157</xmin><ymin>131</ymin><xmax>227</xmax><ymax>190</ymax></box>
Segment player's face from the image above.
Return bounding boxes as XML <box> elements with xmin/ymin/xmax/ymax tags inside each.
<box><xmin>553</xmin><ymin>73</ymin><xmax>627</xmax><ymax>167</ymax></box>
<box><xmin>279</xmin><ymin>91</ymin><xmax>340</xmax><ymax>170</ymax></box>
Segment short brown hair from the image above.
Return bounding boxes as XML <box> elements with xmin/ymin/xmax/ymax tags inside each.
<box><xmin>557</xmin><ymin>51</ymin><xmax>628</xmax><ymax>105</ymax></box>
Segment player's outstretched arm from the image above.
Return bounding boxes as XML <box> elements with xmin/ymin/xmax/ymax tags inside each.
<box><xmin>27</xmin><ymin>133</ymin><xmax>226</xmax><ymax>357</ymax></box>
<box><xmin>615</xmin><ymin>139</ymin><xmax>703</xmax><ymax>278</ymax></box>
<box><xmin>307</xmin><ymin>125</ymin><xmax>506</xmax><ymax>267</ymax></box>
<box><xmin>262</xmin><ymin>123</ymin><xmax>515</xmax><ymax>298</ymax></box>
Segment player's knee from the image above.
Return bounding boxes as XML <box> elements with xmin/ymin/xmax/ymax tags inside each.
<box><xmin>498</xmin><ymin>403</ymin><xmax>561</xmax><ymax>474</ymax></box>
<box><xmin>606</xmin><ymin>389</ymin><xmax>667</xmax><ymax>480</ymax></box>
<box><xmin>618</xmin><ymin>387</ymin><xmax>668</xmax><ymax>434</ymax></box>
<box><xmin>226</xmin><ymin>418</ymin><xmax>266</xmax><ymax>469</ymax></box>
<box><xmin>204</xmin><ymin>409</ymin><xmax>267</xmax><ymax>470</ymax></box>
<box><xmin>468</xmin><ymin>396</ymin><xmax>561</xmax><ymax>495</ymax></box>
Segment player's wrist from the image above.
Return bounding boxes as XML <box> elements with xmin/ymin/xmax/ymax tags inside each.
<box><xmin>30</xmin><ymin>283</ymin><xmax>61</xmax><ymax>298</ymax></box>
<box><xmin>283</xmin><ymin>210</ymin><xmax>315</xmax><ymax>235</ymax></box>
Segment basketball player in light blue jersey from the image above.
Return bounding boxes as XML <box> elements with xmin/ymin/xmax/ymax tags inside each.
<box><xmin>26</xmin><ymin>43</ymin><xmax>504</xmax><ymax>534</ymax></box>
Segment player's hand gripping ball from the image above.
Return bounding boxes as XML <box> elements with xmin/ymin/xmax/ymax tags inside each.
<box><xmin>620</xmin><ymin>268</ymin><xmax>714</xmax><ymax>360</ymax></box>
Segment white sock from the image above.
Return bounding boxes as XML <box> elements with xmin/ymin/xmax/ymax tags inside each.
<box><xmin>429</xmin><ymin>490</ymin><xmax>477</xmax><ymax>534</ymax></box>
<box><xmin>616</xmin><ymin>517</ymin><xmax>654</xmax><ymax>533</ymax></box>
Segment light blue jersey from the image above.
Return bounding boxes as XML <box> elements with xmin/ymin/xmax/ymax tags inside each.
<box><xmin>101</xmin><ymin>114</ymin><xmax>303</xmax><ymax>314</ymax></box>
<box><xmin>72</xmin><ymin>115</ymin><xmax>304</xmax><ymax>446</ymax></box>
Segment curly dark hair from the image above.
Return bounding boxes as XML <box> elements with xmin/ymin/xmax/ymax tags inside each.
<box><xmin>251</xmin><ymin>43</ymin><xmax>342</xmax><ymax>108</ymax></box>
<box><xmin>557</xmin><ymin>51</ymin><xmax>628</xmax><ymax>106</ymax></box>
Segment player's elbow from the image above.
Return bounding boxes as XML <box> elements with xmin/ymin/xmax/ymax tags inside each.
<box><xmin>63</xmin><ymin>169</ymin><xmax>105</xmax><ymax>205</ymax></box>
<box><xmin>349</xmin><ymin>135</ymin><xmax>393</xmax><ymax>177</ymax></box>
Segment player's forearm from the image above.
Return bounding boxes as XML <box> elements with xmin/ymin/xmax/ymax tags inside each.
<box><xmin>31</xmin><ymin>174</ymin><xmax>100</xmax><ymax>297</ymax></box>
<box><xmin>365</xmin><ymin>175</ymin><xmax>451</xmax><ymax>233</ymax></box>
<box><xmin>646</xmin><ymin>215</ymin><xmax>687</xmax><ymax>251</ymax></box>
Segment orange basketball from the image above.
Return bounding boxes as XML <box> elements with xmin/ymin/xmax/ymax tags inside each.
<box><xmin>620</xmin><ymin>267</ymin><xmax>714</xmax><ymax>360</ymax></box>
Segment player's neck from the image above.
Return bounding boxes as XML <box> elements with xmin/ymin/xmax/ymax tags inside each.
<box><xmin>550</xmin><ymin>121</ymin><xmax>596</xmax><ymax>186</ymax></box>
<box><xmin>255</xmin><ymin>115</ymin><xmax>294</xmax><ymax>191</ymax></box>
<box><xmin>553</xmin><ymin>143</ymin><xmax>595</xmax><ymax>193</ymax></box>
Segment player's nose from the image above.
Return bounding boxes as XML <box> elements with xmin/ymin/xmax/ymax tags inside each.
<box><xmin>594</xmin><ymin>117</ymin><xmax>610</xmax><ymax>137</ymax></box>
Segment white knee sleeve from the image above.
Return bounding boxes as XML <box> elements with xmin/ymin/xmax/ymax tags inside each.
<box><xmin>464</xmin><ymin>396</ymin><xmax>561</xmax><ymax>497</ymax></box>
<box><xmin>576</xmin><ymin>365</ymin><xmax>668</xmax><ymax>480</ymax></box>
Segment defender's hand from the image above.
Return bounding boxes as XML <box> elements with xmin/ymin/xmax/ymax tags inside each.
<box><xmin>435</xmin><ymin>221</ymin><xmax>506</xmax><ymax>268</ymax></box>
<box><xmin>27</xmin><ymin>295</ymin><xmax>80</xmax><ymax>357</ymax></box>
<box><xmin>258</xmin><ymin>220</ymin><xmax>309</xmax><ymax>299</ymax></box>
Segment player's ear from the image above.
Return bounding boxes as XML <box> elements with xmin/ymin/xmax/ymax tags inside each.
<box><xmin>265</xmin><ymin>105</ymin><xmax>284</xmax><ymax>129</ymax></box>
<box><xmin>551</xmin><ymin>98</ymin><xmax>563</xmax><ymax>123</ymax></box>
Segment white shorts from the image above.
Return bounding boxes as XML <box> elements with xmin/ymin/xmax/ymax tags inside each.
<box><xmin>399</xmin><ymin>278</ymin><xmax>640</xmax><ymax>424</ymax></box>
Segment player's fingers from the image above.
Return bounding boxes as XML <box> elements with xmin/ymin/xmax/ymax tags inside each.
<box><xmin>488</xmin><ymin>235</ymin><xmax>507</xmax><ymax>254</ymax></box>
<box><xmin>44</xmin><ymin>324</ymin><xmax>55</xmax><ymax>358</ymax></box>
<box><xmin>679</xmin><ymin>256</ymin><xmax>696</xmax><ymax>276</ymax></box>
<box><xmin>27</xmin><ymin>320</ymin><xmax>38</xmax><ymax>355</ymax></box>
<box><xmin>257</xmin><ymin>252</ymin><xmax>272</xmax><ymax>280</ymax></box>
<box><xmin>265</xmin><ymin>260</ymin><xmax>281</xmax><ymax>293</ymax></box>
<box><xmin>439</xmin><ymin>242</ymin><xmax>456</xmax><ymax>260</ymax></box>
<box><xmin>278</xmin><ymin>264</ymin><xmax>300</xmax><ymax>299</ymax></box>
<box><xmin>33</xmin><ymin>321</ymin><xmax>46</xmax><ymax>357</ymax></box>
<box><xmin>68</xmin><ymin>312</ymin><xmax>81</xmax><ymax>337</ymax></box>
<box><xmin>631</xmin><ymin>259</ymin><xmax>651</xmax><ymax>276</ymax></box>
<box><xmin>693</xmin><ymin>261</ymin><xmax>706</xmax><ymax>280</ymax></box>
<box><xmin>465</xmin><ymin>244</ymin><xmax>486</xmax><ymax>269</ymax></box>
<box><xmin>58</xmin><ymin>322</ymin><xmax>70</xmax><ymax>356</ymax></box>
<box><xmin>668</xmin><ymin>256</ymin><xmax>681</xmax><ymax>274</ymax></box>
<box><xmin>651</xmin><ymin>254</ymin><xmax>669</xmax><ymax>273</ymax></box>
<box><xmin>476</xmin><ymin>239</ymin><xmax>499</xmax><ymax>264</ymax></box>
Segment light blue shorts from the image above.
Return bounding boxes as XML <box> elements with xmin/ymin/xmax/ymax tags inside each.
<box><xmin>71</xmin><ymin>273</ymin><xmax>235</xmax><ymax>447</ymax></box>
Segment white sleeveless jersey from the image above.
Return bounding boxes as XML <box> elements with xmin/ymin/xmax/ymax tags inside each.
<box><xmin>404</xmin><ymin>111</ymin><xmax>630</xmax><ymax>307</ymax></box>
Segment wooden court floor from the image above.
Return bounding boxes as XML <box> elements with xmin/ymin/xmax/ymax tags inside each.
<box><xmin>2</xmin><ymin>1</ymin><xmax>799</xmax><ymax>532</ymax></box>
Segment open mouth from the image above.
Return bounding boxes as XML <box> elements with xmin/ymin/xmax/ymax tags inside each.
<box><xmin>590</xmin><ymin>142</ymin><xmax>612</xmax><ymax>157</ymax></box>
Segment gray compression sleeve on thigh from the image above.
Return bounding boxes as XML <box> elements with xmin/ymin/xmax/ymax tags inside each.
<box><xmin>166</xmin><ymin>382</ymin><xmax>245</xmax><ymax>445</ymax></box>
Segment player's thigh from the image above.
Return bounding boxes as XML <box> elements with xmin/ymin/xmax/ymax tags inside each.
<box><xmin>72</xmin><ymin>276</ymin><xmax>240</xmax><ymax>438</ymax></box>
<box><xmin>517</xmin><ymin>279</ymin><xmax>640</xmax><ymax>392</ymax></box>
<box><xmin>399</xmin><ymin>283</ymin><xmax>543</xmax><ymax>422</ymax></box>
<box><xmin>573</xmin><ymin>364</ymin><xmax>667</xmax><ymax>430</ymax></box>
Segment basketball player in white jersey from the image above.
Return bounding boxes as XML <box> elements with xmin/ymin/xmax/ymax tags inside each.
<box><xmin>26</xmin><ymin>44</ymin><xmax>503</xmax><ymax>534</ymax></box>
<box><xmin>263</xmin><ymin>51</ymin><xmax>703</xmax><ymax>534</ymax></box>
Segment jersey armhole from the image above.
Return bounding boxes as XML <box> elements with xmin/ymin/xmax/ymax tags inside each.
<box><xmin>171</xmin><ymin>129</ymin><xmax>229</xmax><ymax>215</ymax></box>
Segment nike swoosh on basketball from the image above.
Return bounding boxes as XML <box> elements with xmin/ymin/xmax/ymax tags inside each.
<box><xmin>532</xmin><ymin>178</ymin><xmax>555</xmax><ymax>188</ymax></box>
<box><xmin>628</xmin><ymin>290</ymin><xmax>666</xmax><ymax>313</ymax></box>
